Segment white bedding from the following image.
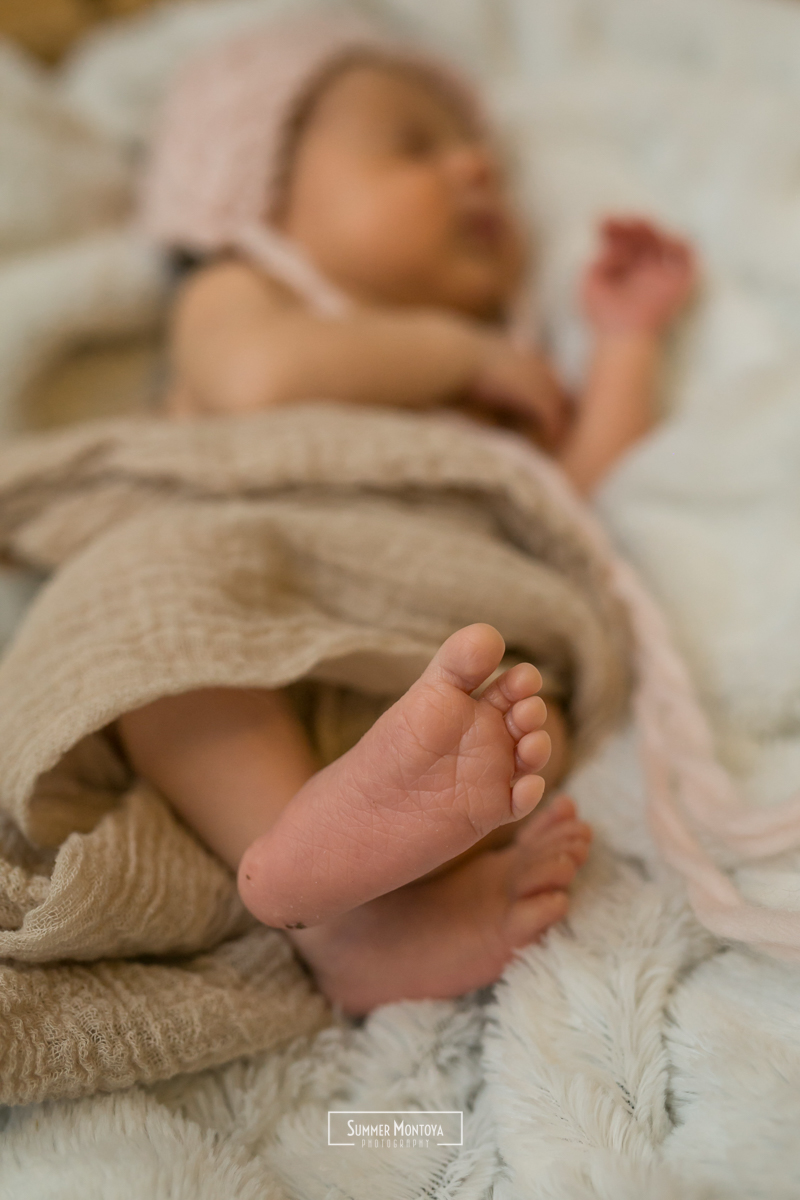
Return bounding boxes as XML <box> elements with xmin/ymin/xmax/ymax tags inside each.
<box><xmin>3</xmin><ymin>0</ymin><xmax>800</xmax><ymax>1195</ymax></box>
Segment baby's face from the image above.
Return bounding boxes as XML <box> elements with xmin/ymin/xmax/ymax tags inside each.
<box><xmin>275</xmin><ymin>62</ymin><xmax>526</xmax><ymax>320</ymax></box>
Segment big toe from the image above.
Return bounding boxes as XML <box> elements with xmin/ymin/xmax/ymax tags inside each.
<box><xmin>504</xmin><ymin>890</ymin><xmax>569</xmax><ymax>948</ymax></box>
<box><xmin>426</xmin><ymin>623</ymin><xmax>506</xmax><ymax>694</ymax></box>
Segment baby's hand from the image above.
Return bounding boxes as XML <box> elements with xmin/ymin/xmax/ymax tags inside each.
<box><xmin>581</xmin><ymin>217</ymin><xmax>697</xmax><ymax>336</ymax></box>
<box><xmin>469</xmin><ymin>338</ymin><xmax>572</xmax><ymax>451</ymax></box>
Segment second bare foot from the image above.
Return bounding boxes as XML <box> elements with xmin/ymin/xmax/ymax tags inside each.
<box><xmin>290</xmin><ymin>796</ymin><xmax>592</xmax><ymax>1015</ymax></box>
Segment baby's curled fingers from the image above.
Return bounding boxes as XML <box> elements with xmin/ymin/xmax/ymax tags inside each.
<box><xmin>590</xmin><ymin>220</ymin><xmax>658</xmax><ymax>280</ymax></box>
<box><xmin>662</xmin><ymin>236</ymin><xmax>697</xmax><ymax>274</ymax></box>
<box><xmin>598</xmin><ymin>216</ymin><xmax>694</xmax><ymax>274</ymax></box>
<box><xmin>601</xmin><ymin>215</ymin><xmax>665</xmax><ymax>248</ymax></box>
<box><xmin>470</xmin><ymin>341</ymin><xmax>572</xmax><ymax>450</ymax></box>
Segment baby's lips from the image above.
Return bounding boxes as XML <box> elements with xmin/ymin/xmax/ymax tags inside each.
<box><xmin>458</xmin><ymin>206</ymin><xmax>508</xmax><ymax>247</ymax></box>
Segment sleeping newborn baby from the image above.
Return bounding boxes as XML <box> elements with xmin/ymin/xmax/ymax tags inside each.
<box><xmin>125</xmin><ymin>9</ymin><xmax>696</xmax><ymax>1013</ymax></box>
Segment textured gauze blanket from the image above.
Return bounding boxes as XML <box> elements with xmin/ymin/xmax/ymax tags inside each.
<box><xmin>0</xmin><ymin>402</ymin><xmax>632</xmax><ymax>1106</ymax></box>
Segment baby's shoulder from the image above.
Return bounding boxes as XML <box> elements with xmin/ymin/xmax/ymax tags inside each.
<box><xmin>173</xmin><ymin>256</ymin><xmax>298</xmax><ymax>333</ymax></box>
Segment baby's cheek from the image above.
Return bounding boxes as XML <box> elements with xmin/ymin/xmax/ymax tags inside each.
<box><xmin>374</xmin><ymin>180</ymin><xmax>452</xmax><ymax>257</ymax></box>
<box><xmin>346</xmin><ymin>194</ymin><xmax>454</xmax><ymax>295</ymax></box>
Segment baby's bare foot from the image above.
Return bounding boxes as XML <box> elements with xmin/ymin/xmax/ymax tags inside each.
<box><xmin>290</xmin><ymin>796</ymin><xmax>591</xmax><ymax>1014</ymax></box>
<box><xmin>238</xmin><ymin>624</ymin><xmax>552</xmax><ymax>928</ymax></box>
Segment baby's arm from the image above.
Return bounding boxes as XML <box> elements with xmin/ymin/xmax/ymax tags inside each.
<box><xmin>168</xmin><ymin>259</ymin><xmax>570</xmax><ymax>447</ymax></box>
<box><xmin>558</xmin><ymin>218</ymin><xmax>696</xmax><ymax>494</ymax></box>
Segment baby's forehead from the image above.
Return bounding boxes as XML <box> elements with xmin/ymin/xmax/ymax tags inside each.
<box><xmin>312</xmin><ymin>55</ymin><xmax>480</xmax><ymax>134</ymax></box>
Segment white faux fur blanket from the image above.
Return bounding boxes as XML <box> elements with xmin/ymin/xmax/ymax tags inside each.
<box><xmin>4</xmin><ymin>0</ymin><xmax>800</xmax><ymax>1196</ymax></box>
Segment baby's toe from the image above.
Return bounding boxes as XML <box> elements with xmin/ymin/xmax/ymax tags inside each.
<box><xmin>510</xmin><ymin>773</ymin><xmax>546</xmax><ymax>818</ymax></box>
<box><xmin>566</xmin><ymin>837</ymin><xmax>591</xmax><ymax>866</ymax></box>
<box><xmin>546</xmin><ymin>793</ymin><xmax>577</xmax><ymax>822</ymax></box>
<box><xmin>515</xmin><ymin>795</ymin><xmax>579</xmax><ymax>843</ymax></box>
<box><xmin>516</xmin><ymin>811</ymin><xmax>591</xmax><ymax>857</ymax></box>
<box><xmin>534</xmin><ymin>819</ymin><xmax>592</xmax><ymax>855</ymax></box>
<box><xmin>429</xmin><ymin>623</ymin><xmax>506</xmax><ymax>694</ymax></box>
<box><xmin>549</xmin><ymin>832</ymin><xmax>591</xmax><ymax>867</ymax></box>
<box><xmin>503</xmin><ymin>890</ymin><xmax>569</xmax><ymax>947</ymax></box>
<box><xmin>515</xmin><ymin>729</ymin><xmax>551</xmax><ymax>771</ymax></box>
<box><xmin>482</xmin><ymin>662</ymin><xmax>543</xmax><ymax>711</ymax></box>
<box><xmin>505</xmin><ymin>695</ymin><xmax>547</xmax><ymax>738</ymax></box>
<box><xmin>514</xmin><ymin>851</ymin><xmax>578</xmax><ymax>897</ymax></box>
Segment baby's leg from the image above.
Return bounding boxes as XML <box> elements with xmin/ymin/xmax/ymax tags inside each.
<box><xmin>120</xmin><ymin>625</ymin><xmax>570</xmax><ymax>924</ymax></box>
<box><xmin>118</xmin><ymin>686</ymin><xmax>318</xmax><ymax>871</ymax></box>
<box><xmin>117</xmin><ymin>630</ymin><xmax>590</xmax><ymax>1010</ymax></box>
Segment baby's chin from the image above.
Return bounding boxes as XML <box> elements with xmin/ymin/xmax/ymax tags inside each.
<box><xmin>434</xmin><ymin>268</ymin><xmax>524</xmax><ymax>323</ymax></box>
<box><xmin>320</xmin><ymin>249</ymin><xmax>524</xmax><ymax>322</ymax></box>
<box><xmin>454</xmin><ymin>290</ymin><xmax>516</xmax><ymax>323</ymax></box>
<box><xmin>434</xmin><ymin>241</ymin><xmax>527</xmax><ymax>320</ymax></box>
<box><xmin>388</xmin><ymin>255</ymin><xmax>524</xmax><ymax>320</ymax></box>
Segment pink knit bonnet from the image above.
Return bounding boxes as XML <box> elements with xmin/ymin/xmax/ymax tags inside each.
<box><xmin>139</xmin><ymin>6</ymin><xmax>503</xmax><ymax>318</ymax></box>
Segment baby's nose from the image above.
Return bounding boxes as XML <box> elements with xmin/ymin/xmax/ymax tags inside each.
<box><xmin>447</xmin><ymin>140</ymin><xmax>501</xmax><ymax>189</ymax></box>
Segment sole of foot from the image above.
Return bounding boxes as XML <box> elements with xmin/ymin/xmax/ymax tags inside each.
<box><xmin>239</xmin><ymin>624</ymin><xmax>556</xmax><ymax>928</ymax></box>
<box><xmin>290</xmin><ymin>795</ymin><xmax>592</xmax><ymax>1014</ymax></box>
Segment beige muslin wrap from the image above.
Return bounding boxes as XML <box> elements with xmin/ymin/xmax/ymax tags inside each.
<box><xmin>0</xmin><ymin>404</ymin><xmax>631</xmax><ymax>1105</ymax></box>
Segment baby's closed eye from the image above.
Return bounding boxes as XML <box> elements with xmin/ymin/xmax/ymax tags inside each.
<box><xmin>393</xmin><ymin>119</ymin><xmax>438</xmax><ymax>158</ymax></box>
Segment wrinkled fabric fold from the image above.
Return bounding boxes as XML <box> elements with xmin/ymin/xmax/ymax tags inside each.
<box><xmin>0</xmin><ymin>404</ymin><xmax>631</xmax><ymax>1104</ymax></box>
